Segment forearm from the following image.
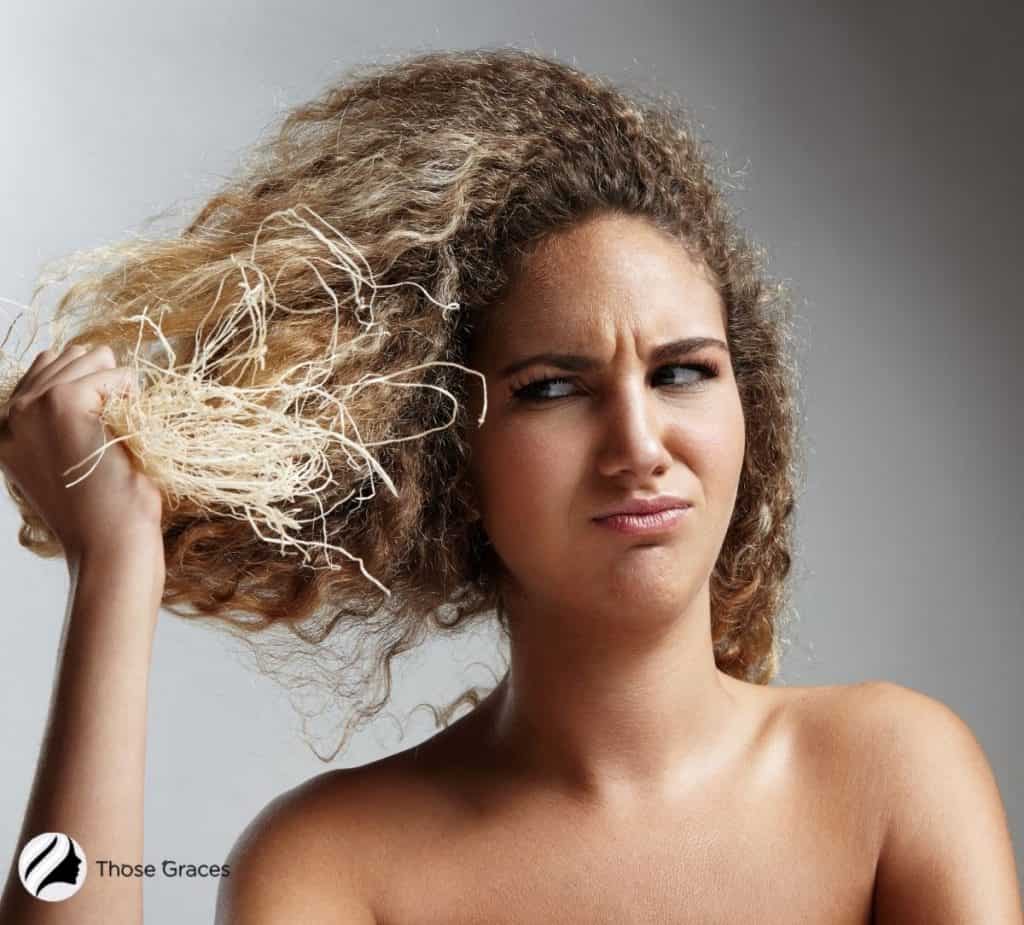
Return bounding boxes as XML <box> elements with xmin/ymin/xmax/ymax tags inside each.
<box><xmin>0</xmin><ymin>541</ymin><xmax>164</xmax><ymax>924</ymax></box>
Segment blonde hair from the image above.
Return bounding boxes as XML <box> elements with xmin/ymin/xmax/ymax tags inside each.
<box><xmin>4</xmin><ymin>47</ymin><xmax>804</xmax><ymax>758</ymax></box>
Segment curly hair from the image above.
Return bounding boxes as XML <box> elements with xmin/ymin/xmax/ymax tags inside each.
<box><xmin>7</xmin><ymin>47</ymin><xmax>804</xmax><ymax>758</ymax></box>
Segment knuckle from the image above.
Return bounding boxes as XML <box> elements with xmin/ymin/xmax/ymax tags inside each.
<box><xmin>7</xmin><ymin>396</ymin><xmax>32</xmax><ymax>417</ymax></box>
<box><xmin>1</xmin><ymin>398</ymin><xmax>32</xmax><ymax>440</ymax></box>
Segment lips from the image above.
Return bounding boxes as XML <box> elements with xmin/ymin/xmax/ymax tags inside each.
<box><xmin>593</xmin><ymin>495</ymin><xmax>692</xmax><ymax>520</ymax></box>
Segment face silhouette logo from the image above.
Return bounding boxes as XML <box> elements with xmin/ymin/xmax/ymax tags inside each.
<box><xmin>18</xmin><ymin>832</ymin><xmax>87</xmax><ymax>901</ymax></box>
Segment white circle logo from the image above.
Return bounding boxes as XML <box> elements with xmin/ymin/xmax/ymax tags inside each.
<box><xmin>18</xmin><ymin>833</ymin><xmax>87</xmax><ymax>901</ymax></box>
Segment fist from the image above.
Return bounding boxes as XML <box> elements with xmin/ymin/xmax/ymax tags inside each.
<box><xmin>0</xmin><ymin>343</ymin><xmax>163</xmax><ymax>562</ymax></box>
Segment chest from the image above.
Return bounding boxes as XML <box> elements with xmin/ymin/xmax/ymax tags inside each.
<box><xmin>373</xmin><ymin>781</ymin><xmax>879</xmax><ymax>924</ymax></box>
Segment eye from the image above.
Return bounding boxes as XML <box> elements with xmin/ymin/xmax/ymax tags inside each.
<box><xmin>510</xmin><ymin>361</ymin><xmax>721</xmax><ymax>403</ymax></box>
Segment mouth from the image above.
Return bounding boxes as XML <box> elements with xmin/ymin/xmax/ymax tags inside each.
<box><xmin>592</xmin><ymin>507</ymin><xmax>691</xmax><ymax>535</ymax></box>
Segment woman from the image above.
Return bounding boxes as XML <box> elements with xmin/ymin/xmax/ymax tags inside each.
<box><xmin>0</xmin><ymin>48</ymin><xmax>1020</xmax><ymax>924</ymax></box>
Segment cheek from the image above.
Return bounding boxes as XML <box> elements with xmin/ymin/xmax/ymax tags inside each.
<box><xmin>689</xmin><ymin>396</ymin><xmax>746</xmax><ymax>500</ymax></box>
<box><xmin>475</xmin><ymin>424</ymin><xmax>580</xmax><ymax>524</ymax></box>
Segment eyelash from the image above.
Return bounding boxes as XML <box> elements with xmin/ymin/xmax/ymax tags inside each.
<box><xmin>510</xmin><ymin>360</ymin><xmax>722</xmax><ymax>403</ymax></box>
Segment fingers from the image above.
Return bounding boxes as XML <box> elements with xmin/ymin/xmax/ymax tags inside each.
<box><xmin>32</xmin><ymin>345</ymin><xmax>113</xmax><ymax>396</ymax></box>
<box><xmin>9</xmin><ymin>342</ymin><xmax>97</xmax><ymax>399</ymax></box>
<box><xmin>0</xmin><ymin>345</ymin><xmax>123</xmax><ymax>441</ymax></box>
<box><xmin>1</xmin><ymin>347</ymin><xmax>61</xmax><ymax>441</ymax></box>
<box><xmin>21</xmin><ymin>344</ymin><xmax>87</xmax><ymax>395</ymax></box>
<box><xmin>9</xmin><ymin>346</ymin><xmax>60</xmax><ymax>399</ymax></box>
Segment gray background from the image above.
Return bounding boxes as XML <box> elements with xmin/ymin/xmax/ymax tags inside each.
<box><xmin>1</xmin><ymin>0</ymin><xmax>1020</xmax><ymax>919</ymax></box>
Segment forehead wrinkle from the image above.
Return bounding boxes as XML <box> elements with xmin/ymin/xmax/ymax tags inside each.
<box><xmin>481</xmin><ymin>217</ymin><xmax>726</xmax><ymax>366</ymax></box>
<box><xmin>499</xmin><ymin>261</ymin><xmax>720</xmax><ymax>355</ymax></box>
<box><xmin>491</xmin><ymin>286</ymin><xmax>723</xmax><ymax>371</ymax></box>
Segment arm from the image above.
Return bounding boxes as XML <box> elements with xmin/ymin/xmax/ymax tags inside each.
<box><xmin>0</xmin><ymin>537</ymin><xmax>164</xmax><ymax>924</ymax></box>
<box><xmin>870</xmin><ymin>682</ymin><xmax>1023</xmax><ymax>923</ymax></box>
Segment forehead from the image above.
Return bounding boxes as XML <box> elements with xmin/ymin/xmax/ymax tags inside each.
<box><xmin>478</xmin><ymin>213</ymin><xmax>725</xmax><ymax>358</ymax></box>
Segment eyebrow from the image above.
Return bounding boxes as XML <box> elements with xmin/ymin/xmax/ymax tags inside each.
<box><xmin>497</xmin><ymin>336</ymin><xmax>730</xmax><ymax>379</ymax></box>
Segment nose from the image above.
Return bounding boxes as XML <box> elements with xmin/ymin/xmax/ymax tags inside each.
<box><xmin>595</xmin><ymin>378</ymin><xmax>672</xmax><ymax>479</ymax></box>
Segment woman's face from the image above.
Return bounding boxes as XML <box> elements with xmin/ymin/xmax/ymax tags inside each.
<box><xmin>465</xmin><ymin>212</ymin><xmax>746</xmax><ymax>628</ymax></box>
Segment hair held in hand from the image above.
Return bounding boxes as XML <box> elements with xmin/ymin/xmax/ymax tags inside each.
<box><xmin>0</xmin><ymin>48</ymin><xmax>804</xmax><ymax>759</ymax></box>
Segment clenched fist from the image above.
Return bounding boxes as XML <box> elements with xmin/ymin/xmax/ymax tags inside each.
<box><xmin>0</xmin><ymin>343</ymin><xmax>163</xmax><ymax>563</ymax></box>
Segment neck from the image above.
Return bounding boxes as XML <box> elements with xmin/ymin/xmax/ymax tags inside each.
<box><xmin>477</xmin><ymin>578</ymin><xmax>742</xmax><ymax>810</ymax></box>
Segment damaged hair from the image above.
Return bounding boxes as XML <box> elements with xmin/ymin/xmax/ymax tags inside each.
<box><xmin>2</xmin><ymin>47</ymin><xmax>804</xmax><ymax>759</ymax></box>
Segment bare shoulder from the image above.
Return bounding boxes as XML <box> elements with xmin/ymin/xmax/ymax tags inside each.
<box><xmin>214</xmin><ymin>765</ymin><xmax>397</xmax><ymax>925</ymax></box>
<box><xmin>742</xmin><ymin>680</ymin><xmax>897</xmax><ymax>838</ymax></box>
<box><xmin>818</xmin><ymin>679</ymin><xmax>1007</xmax><ymax>793</ymax></box>
<box><xmin>779</xmin><ymin>679</ymin><xmax>925</xmax><ymax>756</ymax></box>
<box><xmin>768</xmin><ymin>677</ymin><xmax>980</xmax><ymax>759</ymax></box>
<box><xmin>814</xmin><ymin>680</ymin><xmax>1023</xmax><ymax>923</ymax></box>
<box><xmin>212</xmin><ymin>706</ymin><xmax>510</xmax><ymax>925</ymax></box>
<box><xmin>738</xmin><ymin>678</ymin><xmax>905</xmax><ymax>772</ymax></box>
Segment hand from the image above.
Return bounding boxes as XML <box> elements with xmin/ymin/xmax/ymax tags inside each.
<box><xmin>0</xmin><ymin>343</ymin><xmax>164</xmax><ymax>563</ymax></box>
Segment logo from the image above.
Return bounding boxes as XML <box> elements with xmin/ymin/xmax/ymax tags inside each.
<box><xmin>18</xmin><ymin>833</ymin><xmax>87</xmax><ymax>901</ymax></box>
